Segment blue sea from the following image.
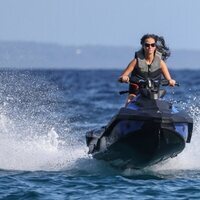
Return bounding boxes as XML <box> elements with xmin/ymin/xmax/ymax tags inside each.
<box><xmin>0</xmin><ymin>69</ymin><xmax>199</xmax><ymax>199</ymax></box>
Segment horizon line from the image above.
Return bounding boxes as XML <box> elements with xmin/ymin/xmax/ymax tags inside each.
<box><xmin>0</xmin><ymin>39</ymin><xmax>200</xmax><ymax>52</ymax></box>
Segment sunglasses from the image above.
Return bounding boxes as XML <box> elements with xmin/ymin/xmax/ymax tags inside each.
<box><xmin>144</xmin><ymin>43</ymin><xmax>156</xmax><ymax>48</ymax></box>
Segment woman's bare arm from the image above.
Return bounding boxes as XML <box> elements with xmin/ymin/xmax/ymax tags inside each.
<box><xmin>118</xmin><ymin>58</ymin><xmax>137</xmax><ymax>82</ymax></box>
<box><xmin>160</xmin><ymin>60</ymin><xmax>176</xmax><ymax>86</ymax></box>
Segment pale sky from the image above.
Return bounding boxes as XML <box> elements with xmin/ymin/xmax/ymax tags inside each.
<box><xmin>0</xmin><ymin>0</ymin><xmax>200</xmax><ymax>50</ymax></box>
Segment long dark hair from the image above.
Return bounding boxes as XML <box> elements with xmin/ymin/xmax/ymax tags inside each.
<box><xmin>140</xmin><ymin>34</ymin><xmax>171</xmax><ymax>61</ymax></box>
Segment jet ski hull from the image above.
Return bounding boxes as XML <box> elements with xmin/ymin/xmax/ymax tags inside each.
<box><xmin>87</xmin><ymin>121</ymin><xmax>185</xmax><ymax>169</ymax></box>
<box><xmin>86</xmin><ymin>105</ymin><xmax>192</xmax><ymax>169</ymax></box>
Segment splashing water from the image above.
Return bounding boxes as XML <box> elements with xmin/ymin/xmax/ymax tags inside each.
<box><xmin>0</xmin><ymin>70</ymin><xmax>90</xmax><ymax>171</ymax></box>
<box><xmin>0</xmin><ymin>112</ymin><xmax>88</xmax><ymax>171</ymax></box>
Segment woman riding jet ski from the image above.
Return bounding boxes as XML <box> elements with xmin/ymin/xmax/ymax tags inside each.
<box><xmin>85</xmin><ymin>34</ymin><xmax>193</xmax><ymax>169</ymax></box>
<box><xmin>119</xmin><ymin>34</ymin><xmax>176</xmax><ymax>106</ymax></box>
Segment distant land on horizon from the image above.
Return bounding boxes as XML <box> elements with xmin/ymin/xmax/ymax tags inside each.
<box><xmin>0</xmin><ymin>41</ymin><xmax>199</xmax><ymax>70</ymax></box>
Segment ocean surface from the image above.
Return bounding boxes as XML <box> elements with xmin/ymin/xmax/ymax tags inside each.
<box><xmin>0</xmin><ymin>69</ymin><xmax>199</xmax><ymax>199</ymax></box>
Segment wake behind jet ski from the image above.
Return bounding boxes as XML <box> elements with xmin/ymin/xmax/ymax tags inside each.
<box><xmin>86</xmin><ymin>79</ymin><xmax>193</xmax><ymax>169</ymax></box>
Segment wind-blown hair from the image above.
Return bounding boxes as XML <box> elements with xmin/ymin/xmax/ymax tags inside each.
<box><xmin>140</xmin><ymin>34</ymin><xmax>171</xmax><ymax>61</ymax></box>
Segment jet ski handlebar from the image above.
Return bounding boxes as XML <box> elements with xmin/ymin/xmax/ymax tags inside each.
<box><xmin>119</xmin><ymin>79</ymin><xmax>179</xmax><ymax>96</ymax></box>
<box><xmin>160</xmin><ymin>79</ymin><xmax>179</xmax><ymax>86</ymax></box>
<box><xmin>134</xmin><ymin>79</ymin><xmax>179</xmax><ymax>87</ymax></box>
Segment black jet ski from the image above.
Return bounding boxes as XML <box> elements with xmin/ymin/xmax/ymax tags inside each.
<box><xmin>86</xmin><ymin>79</ymin><xmax>193</xmax><ymax>169</ymax></box>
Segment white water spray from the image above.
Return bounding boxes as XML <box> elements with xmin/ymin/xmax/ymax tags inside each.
<box><xmin>0</xmin><ymin>111</ymin><xmax>88</xmax><ymax>171</ymax></box>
